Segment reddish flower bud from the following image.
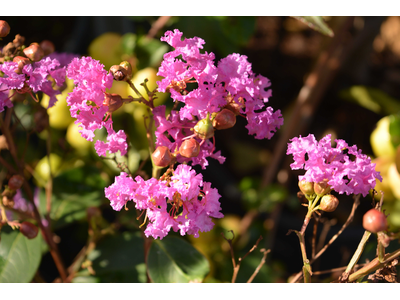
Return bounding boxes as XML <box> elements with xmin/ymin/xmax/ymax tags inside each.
<box><xmin>110</xmin><ymin>65</ymin><xmax>128</xmax><ymax>81</ymax></box>
<box><xmin>8</xmin><ymin>175</ymin><xmax>24</xmax><ymax>190</ymax></box>
<box><xmin>152</xmin><ymin>146</ymin><xmax>174</xmax><ymax>167</ymax></box>
<box><xmin>212</xmin><ymin>109</ymin><xmax>236</xmax><ymax>130</ymax></box>
<box><xmin>194</xmin><ymin>113</ymin><xmax>215</xmax><ymax>140</ymax></box>
<box><xmin>0</xmin><ymin>20</ymin><xmax>11</xmax><ymax>38</ymax></box>
<box><xmin>314</xmin><ymin>179</ymin><xmax>331</xmax><ymax>196</ymax></box>
<box><xmin>13</xmin><ymin>34</ymin><xmax>25</xmax><ymax>48</ymax></box>
<box><xmin>23</xmin><ymin>43</ymin><xmax>44</xmax><ymax>62</ymax></box>
<box><xmin>40</xmin><ymin>40</ymin><xmax>55</xmax><ymax>56</ymax></box>
<box><xmin>224</xmin><ymin>96</ymin><xmax>245</xmax><ymax>115</ymax></box>
<box><xmin>119</xmin><ymin>61</ymin><xmax>133</xmax><ymax>80</ymax></box>
<box><xmin>20</xmin><ymin>221</ymin><xmax>39</xmax><ymax>239</ymax></box>
<box><xmin>298</xmin><ymin>179</ymin><xmax>314</xmax><ymax>195</ymax></box>
<box><xmin>319</xmin><ymin>194</ymin><xmax>339</xmax><ymax>212</ymax></box>
<box><xmin>363</xmin><ymin>209</ymin><xmax>388</xmax><ymax>233</ymax></box>
<box><xmin>13</xmin><ymin>56</ymin><xmax>31</xmax><ymax>74</ymax></box>
<box><xmin>103</xmin><ymin>93</ymin><xmax>123</xmax><ymax>113</ymax></box>
<box><xmin>179</xmin><ymin>138</ymin><xmax>200</xmax><ymax>158</ymax></box>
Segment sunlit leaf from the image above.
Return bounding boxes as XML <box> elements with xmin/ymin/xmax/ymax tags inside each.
<box><xmin>147</xmin><ymin>236</ymin><xmax>210</xmax><ymax>283</ymax></box>
<box><xmin>292</xmin><ymin>16</ymin><xmax>334</xmax><ymax>37</ymax></box>
<box><xmin>0</xmin><ymin>226</ymin><xmax>41</xmax><ymax>283</ymax></box>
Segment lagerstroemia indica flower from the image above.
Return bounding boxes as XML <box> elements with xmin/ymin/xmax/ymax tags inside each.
<box><xmin>66</xmin><ymin>56</ymin><xmax>127</xmax><ymax>157</ymax></box>
<box><xmin>104</xmin><ymin>164</ymin><xmax>223</xmax><ymax>240</ymax></box>
<box><xmin>286</xmin><ymin>134</ymin><xmax>382</xmax><ymax>197</ymax></box>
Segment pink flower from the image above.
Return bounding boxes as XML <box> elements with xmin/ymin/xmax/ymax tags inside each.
<box><xmin>287</xmin><ymin>134</ymin><xmax>382</xmax><ymax>197</ymax></box>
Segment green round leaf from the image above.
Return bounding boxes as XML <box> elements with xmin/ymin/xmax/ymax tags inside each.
<box><xmin>0</xmin><ymin>226</ymin><xmax>42</xmax><ymax>283</ymax></box>
<box><xmin>147</xmin><ymin>236</ymin><xmax>210</xmax><ymax>283</ymax></box>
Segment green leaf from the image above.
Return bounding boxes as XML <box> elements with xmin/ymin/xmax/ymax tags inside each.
<box><xmin>39</xmin><ymin>166</ymin><xmax>106</xmax><ymax>229</ymax></box>
<box><xmin>293</xmin><ymin>16</ymin><xmax>334</xmax><ymax>37</ymax></box>
<box><xmin>0</xmin><ymin>226</ymin><xmax>42</xmax><ymax>282</ymax></box>
<box><xmin>121</xmin><ymin>33</ymin><xmax>137</xmax><ymax>56</ymax></box>
<box><xmin>73</xmin><ymin>231</ymin><xmax>146</xmax><ymax>283</ymax></box>
<box><xmin>389</xmin><ymin>114</ymin><xmax>400</xmax><ymax>148</ymax></box>
<box><xmin>339</xmin><ymin>85</ymin><xmax>400</xmax><ymax>115</ymax></box>
<box><xmin>136</xmin><ymin>36</ymin><xmax>169</xmax><ymax>69</ymax></box>
<box><xmin>147</xmin><ymin>236</ymin><xmax>210</xmax><ymax>283</ymax></box>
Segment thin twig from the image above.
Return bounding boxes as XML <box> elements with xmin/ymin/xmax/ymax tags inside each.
<box><xmin>247</xmin><ymin>249</ymin><xmax>270</xmax><ymax>283</ymax></box>
<box><xmin>147</xmin><ymin>16</ymin><xmax>172</xmax><ymax>39</ymax></box>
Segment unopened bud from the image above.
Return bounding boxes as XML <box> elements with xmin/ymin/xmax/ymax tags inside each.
<box><xmin>110</xmin><ymin>65</ymin><xmax>128</xmax><ymax>81</ymax></box>
<box><xmin>363</xmin><ymin>208</ymin><xmax>388</xmax><ymax>233</ymax></box>
<box><xmin>23</xmin><ymin>43</ymin><xmax>44</xmax><ymax>62</ymax></box>
<box><xmin>20</xmin><ymin>221</ymin><xmax>39</xmax><ymax>239</ymax></box>
<box><xmin>0</xmin><ymin>20</ymin><xmax>11</xmax><ymax>38</ymax></box>
<box><xmin>319</xmin><ymin>194</ymin><xmax>339</xmax><ymax>212</ymax></box>
<box><xmin>152</xmin><ymin>146</ymin><xmax>174</xmax><ymax>167</ymax></box>
<box><xmin>13</xmin><ymin>34</ymin><xmax>25</xmax><ymax>48</ymax></box>
<box><xmin>13</xmin><ymin>56</ymin><xmax>31</xmax><ymax>74</ymax></box>
<box><xmin>213</xmin><ymin>109</ymin><xmax>236</xmax><ymax>130</ymax></box>
<box><xmin>103</xmin><ymin>93</ymin><xmax>123</xmax><ymax>113</ymax></box>
<box><xmin>40</xmin><ymin>40</ymin><xmax>55</xmax><ymax>56</ymax></box>
<box><xmin>179</xmin><ymin>138</ymin><xmax>200</xmax><ymax>158</ymax></box>
<box><xmin>314</xmin><ymin>179</ymin><xmax>331</xmax><ymax>196</ymax></box>
<box><xmin>119</xmin><ymin>61</ymin><xmax>133</xmax><ymax>80</ymax></box>
<box><xmin>298</xmin><ymin>179</ymin><xmax>314</xmax><ymax>195</ymax></box>
<box><xmin>8</xmin><ymin>175</ymin><xmax>24</xmax><ymax>190</ymax></box>
<box><xmin>194</xmin><ymin>113</ymin><xmax>215</xmax><ymax>140</ymax></box>
<box><xmin>224</xmin><ymin>96</ymin><xmax>245</xmax><ymax>115</ymax></box>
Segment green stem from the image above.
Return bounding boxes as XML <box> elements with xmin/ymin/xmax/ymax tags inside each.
<box><xmin>295</xmin><ymin>230</ymin><xmax>312</xmax><ymax>282</ymax></box>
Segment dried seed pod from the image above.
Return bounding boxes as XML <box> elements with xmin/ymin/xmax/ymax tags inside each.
<box><xmin>314</xmin><ymin>179</ymin><xmax>331</xmax><ymax>196</ymax></box>
<box><xmin>40</xmin><ymin>40</ymin><xmax>55</xmax><ymax>56</ymax></box>
<box><xmin>363</xmin><ymin>209</ymin><xmax>388</xmax><ymax>233</ymax></box>
<box><xmin>152</xmin><ymin>146</ymin><xmax>173</xmax><ymax>167</ymax></box>
<box><xmin>20</xmin><ymin>221</ymin><xmax>39</xmax><ymax>239</ymax></box>
<box><xmin>212</xmin><ymin>109</ymin><xmax>236</xmax><ymax>130</ymax></box>
<box><xmin>0</xmin><ymin>20</ymin><xmax>11</xmax><ymax>38</ymax></box>
<box><xmin>194</xmin><ymin>113</ymin><xmax>214</xmax><ymax>140</ymax></box>
<box><xmin>103</xmin><ymin>93</ymin><xmax>123</xmax><ymax>113</ymax></box>
<box><xmin>23</xmin><ymin>43</ymin><xmax>44</xmax><ymax>62</ymax></box>
<box><xmin>8</xmin><ymin>175</ymin><xmax>24</xmax><ymax>190</ymax></box>
<box><xmin>319</xmin><ymin>194</ymin><xmax>339</xmax><ymax>212</ymax></box>
<box><xmin>110</xmin><ymin>65</ymin><xmax>128</xmax><ymax>81</ymax></box>
<box><xmin>298</xmin><ymin>179</ymin><xmax>314</xmax><ymax>196</ymax></box>
<box><xmin>179</xmin><ymin>138</ymin><xmax>200</xmax><ymax>158</ymax></box>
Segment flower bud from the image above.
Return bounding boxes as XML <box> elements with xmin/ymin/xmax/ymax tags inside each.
<box><xmin>314</xmin><ymin>179</ymin><xmax>331</xmax><ymax>196</ymax></box>
<box><xmin>179</xmin><ymin>138</ymin><xmax>200</xmax><ymax>158</ymax></box>
<box><xmin>23</xmin><ymin>43</ymin><xmax>44</xmax><ymax>62</ymax></box>
<box><xmin>119</xmin><ymin>61</ymin><xmax>133</xmax><ymax>80</ymax></box>
<box><xmin>8</xmin><ymin>175</ymin><xmax>24</xmax><ymax>190</ymax></box>
<box><xmin>13</xmin><ymin>56</ymin><xmax>31</xmax><ymax>74</ymax></box>
<box><xmin>363</xmin><ymin>209</ymin><xmax>388</xmax><ymax>233</ymax></box>
<box><xmin>224</xmin><ymin>96</ymin><xmax>245</xmax><ymax>115</ymax></box>
<box><xmin>212</xmin><ymin>109</ymin><xmax>236</xmax><ymax>130</ymax></box>
<box><xmin>152</xmin><ymin>146</ymin><xmax>174</xmax><ymax>167</ymax></box>
<box><xmin>110</xmin><ymin>65</ymin><xmax>128</xmax><ymax>81</ymax></box>
<box><xmin>298</xmin><ymin>179</ymin><xmax>314</xmax><ymax>195</ymax></box>
<box><xmin>13</xmin><ymin>34</ymin><xmax>25</xmax><ymax>48</ymax></box>
<box><xmin>0</xmin><ymin>20</ymin><xmax>11</xmax><ymax>38</ymax></box>
<box><xmin>20</xmin><ymin>221</ymin><xmax>39</xmax><ymax>239</ymax></box>
<box><xmin>40</xmin><ymin>40</ymin><xmax>55</xmax><ymax>56</ymax></box>
<box><xmin>194</xmin><ymin>113</ymin><xmax>215</xmax><ymax>140</ymax></box>
<box><xmin>103</xmin><ymin>93</ymin><xmax>123</xmax><ymax>113</ymax></box>
<box><xmin>319</xmin><ymin>194</ymin><xmax>339</xmax><ymax>212</ymax></box>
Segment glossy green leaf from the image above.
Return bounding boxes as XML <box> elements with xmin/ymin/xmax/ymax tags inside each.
<box><xmin>38</xmin><ymin>166</ymin><xmax>106</xmax><ymax>229</ymax></box>
<box><xmin>73</xmin><ymin>231</ymin><xmax>146</xmax><ymax>283</ymax></box>
<box><xmin>292</xmin><ymin>16</ymin><xmax>334</xmax><ymax>37</ymax></box>
<box><xmin>0</xmin><ymin>226</ymin><xmax>41</xmax><ymax>283</ymax></box>
<box><xmin>147</xmin><ymin>236</ymin><xmax>210</xmax><ymax>283</ymax></box>
<box><xmin>389</xmin><ymin>114</ymin><xmax>400</xmax><ymax>148</ymax></box>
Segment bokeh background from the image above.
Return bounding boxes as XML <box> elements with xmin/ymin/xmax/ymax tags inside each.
<box><xmin>2</xmin><ymin>16</ymin><xmax>400</xmax><ymax>283</ymax></box>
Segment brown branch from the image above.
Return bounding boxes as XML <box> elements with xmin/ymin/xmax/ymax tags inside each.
<box><xmin>147</xmin><ymin>16</ymin><xmax>172</xmax><ymax>39</ymax></box>
<box><xmin>247</xmin><ymin>249</ymin><xmax>270</xmax><ymax>283</ymax></box>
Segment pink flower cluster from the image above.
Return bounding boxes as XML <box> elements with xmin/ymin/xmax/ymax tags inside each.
<box><xmin>287</xmin><ymin>134</ymin><xmax>382</xmax><ymax>197</ymax></box>
<box><xmin>157</xmin><ymin>29</ymin><xmax>283</xmax><ymax>140</ymax></box>
<box><xmin>105</xmin><ymin>164</ymin><xmax>223</xmax><ymax>240</ymax></box>
<box><xmin>66</xmin><ymin>57</ymin><xmax>127</xmax><ymax>157</ymax></box>
<box><xmin>0</xmin><ymin>57</ymin><xmax>67</xmax><ymax>112</ymax></box>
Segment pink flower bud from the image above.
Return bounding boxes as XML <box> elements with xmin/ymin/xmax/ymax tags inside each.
<box><xmin>363</xmin><ymin>209</ymin><xmax>388</xmax><ymax>233</ymax></box>
<box><xmin>213</xmin><ymin>109</ymin><xmax>236</xmax><ymax>130</ymax></box>
<box><xmin>152</xmin><ymin>146</ymin><xmax>174</xmax><ymax>167</ymax></box>
<box><xmin>20</xmin><ymin>221</ymin><xmax>39</xmax><ymax>239</ymax></box>
<box><xmin>179</xmin><ymin>138</ymin><xmax>200</xmax><ymax>158</ymax></box>
<box><xmin>103</xmin><ymin>93</ymin><xmax>123</xmax><ymax>113</ymax></box>
<box><xmin>314</xmin><ymin>179</ymin><xmax>331</xmax><ymax>196</ymax></box>
<box><xmin>298</xmin><ymin>179</ymin><xmax>314</xmax><ymax>195</ymax></box>
<box><xmin>8</xmin><ymin>175</ymin><xmax>24</xmax><ymax>190</ymax></box>
<box><xmin>23</xmin><ymin>43</ymin><xmax>44</xmax><ymax>62</ymax></box>
<box><xmin>0</xmin><ymin>20</ymin><xmax>11</xmax><ymax>38</ymax></box>
<box><xmin>319</xmin><ymin>194</ymin><xmax>339</xmax><ymax>212</ymax></box>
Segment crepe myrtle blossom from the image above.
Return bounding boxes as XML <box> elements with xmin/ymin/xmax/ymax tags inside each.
<box><xmin>104</xmin><ymin>164</ymin><xmax>223</xmax><ymax>240</ymax></box>
<box><xmin>286</xmin><ymin>134</ymin><xmax>382</xmax><ymax>197</ymax></box>
<box><xmin>157</xmin><ymin>29</ymin><xmax>283</xmax><ymax>140</ymax></box>
<box><xmin>0</xmin><ymin>57</ymin><xmax>68</xmax><ymax>112</ymax></box>
<box><xmin>66</xmin><ymin>56</ymin><xmax>127</xmax><ymax>157</ymax></box>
